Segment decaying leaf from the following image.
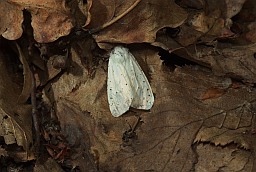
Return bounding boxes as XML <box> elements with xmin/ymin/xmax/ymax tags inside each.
<box><xmin>48</xmin><ymin>44</ymin><xmax>256</xmax><ymax>171</ymax></box>
<box><xmin>0</xmin><ymin>146</ymin><xmax>8</xmax><ymax>157</ymax></box>
<box><xmin>84</xmin><ymin>0</ymin><xmax>115</xmax><ymax>29</ymax></box>
<box><xmin>56</xmin><ymin>100</ymin><xmax>99</xmax><ymax>171</ymax></box>
<box><xmin>189</xmin><ymin>12</ymin><xmax>234</xmax><ymax>38</ymax></box>
<box><xmin>85</xmin><ymin>0</ymin><xmax>188</xmax><ymax>47</ymax></box>
<box><xmin>34</xmin><ymin>158</ymin><xmax>65</xmax><ymax>172</ymax></box>
<box><xmin>200</xmin><ymin>87</ymin><xmax>227</xmax><ymax>100</ymax></box>
<box><xmin>194</xmin><ymin>100</ymin><xmax>256</xmax><ymax>151</ymax></box>
<box><xmin>15</xmin><ymin>43</ymin><xmax>33</xmax><ymax>104</ymax></box>
<box><xmin>30</xmin><ymin>8</ymin><xmax>73</xmax><ymax>43</ymax></box>
<box><xmin>0</xmin><ymin>1</ymin><xmax>23</xmax><ymax>40</ymax></box>
<box><xmin>151</xmin><ymin>0</ymin><xmax>256</xmax><ymax>85</ymax></box>
<box><xmin>0</xmin><ymin>49</ymin><xmax>34</xmax><ymax>161</ymax></box>
<box><xmin>0</xmin><ymin>0</ymin><xmax>73</xmax><ymax>43</ymax></box>
<box><xmin>171</xmin><ymin>43</ymin><xmax>256</xmax><ymax>84</ymax></box>
<box><xmin>225</xmin><ymin>0</ymin><xmax>247</xmax><ymax>19</ymax></box>
<box><xmin>1</xmin><ymin>0</ymin><xmax>256</xmax><ymax>171</ymax></box>
<box><xmin>245</xmin><ymin>22</ymin><xmax>256</xmax><ymax>42</ymax></box>
<box><xmin>195</xmin><ymin>144</ymin><xmax>252</xmax><ymax>171</ymax></box>
<box><xmin>194</xmin><ymin>127</ymin><xmax>251</xmax><ymax>149</ymax></box>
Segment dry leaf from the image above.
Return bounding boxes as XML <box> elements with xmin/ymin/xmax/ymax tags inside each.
<box><xmin>194</xmin><ymin>127</ymin><xmax>251</xmax><ymax>149</ymax></box>
<box><xmin>56</xmin><ymin>100</ymin><xmax>99</xmax><ymax>171</ymax></box>
<box><xmin>171</xmin><ymin>43</ymin><xmax>256</xmax><ymax>84</ymax></box>
<box><xmin>0</xmin><ymin>0</ymin><xmax>73</xmax><ymax>43</ymax></box>
<box><xmin>16</xmin><ymin>43</ymin><xmax>33</xmax><ymax>104</ymax></box>
<box><xmin>85</xmin><ymin>0</ymin><xmax>187</xmax><ymax>47</ymax></box>
<box><xmin>200</xmin><ymin>87</ymin><xmax>226</xmax><ymax>100</ymax></box>
<box><xmin>225</xmin><ymin>0</ymin><xmax>247</xmax><ymax>19</ymax></box>
<box><xmin>0</xmin><ymin>1</ymin><xmax>23</xmax><ymax>40</ymax></box>
<box><xmin>0</xmin><ymin>50</ymin><xmax>34</xmax><ymax>161</ymax></box>
<box><xmin>0</xmin><ymin>0</ymin><xmax>255</xmax><ymax>171</ymax></box>
<box><xmin>30</xmin><ymin>8</ymin><xmax>73</xmax><ymax>43</ymax></box>
<box><xmin>195</xmin><ymin>144</ymin><xmax>252</xmax><ymax>171</ymax></box>
<box><xmin>48</xmin><ymin>44</ymin><xmax>256</xmax><ymax>170</ymax></box>
<box><xmin>34</xmin><ymin>158</ymin><xmax>65</xmax><ymax>172</ymax></box>
<box><xmin>245</xmin><ymin>22</ymin><xmax>256</xmax><ymax>43</ymax></box>
<box><xmin>0</xmin><ymin>146</ymin><xmax>8</xmax><ymax>157</ymax></box>
<box><xmin>84</xmin><ymin>0</ymin><xmax>115</xmax><ymax>29</ymax></box>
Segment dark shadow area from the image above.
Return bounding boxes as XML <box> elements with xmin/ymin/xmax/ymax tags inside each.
<box><xmin>158</xmin><ymin>48</ymin><xmax>198</xmax><ymax>71</ymax></box>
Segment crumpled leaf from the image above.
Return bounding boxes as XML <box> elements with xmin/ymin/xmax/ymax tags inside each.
<box><xmin>188</xmin><ymin>12</ymin><xmax>234</xmax><ymax>38</ymax></box>
<box><xmin>205</xmin><ymin>0</ymin><xmax>247</xmax><ymax>20</ymax></box>
<box><xmin>30</xmin><ymin>8</ymin><xmax>73</xmax><ymax>43</ymax></box>
<box><xmin>209</xmin><ymin>44</ymin><xmax>256</xmax><ymax>83</ymax></box>
<box><xmin>153</xmin><ymin>0</ymin><xmax>247</xmax><ymax>50</ymax></box>
<box><xmin>245</xmin><ymin>22</ymin><xmax>256</xmax><ymax>42</ymax></box>
<box><xmin>195</xmin><ymin>144</ymin><xmax>252</xmax><ymax>171</ymax></box>
<box><xmin>169</xmin><ymin>43</ymin><xmax>256</xmax><ymax>84</ymax></box>
<box><xmin>48</xmin><ymin>46</ymin><xmax>90</xmax><ymax>99</ymax></box>
<box><xmin>194</xmin><ymin>100</ymin><xmax>256</xmax><ymax>151</ymax></box>
<box><xmin>0</xmin><ymin>49</ymin><xmax>34</xmax><ymax>161</ymax></box>
<box><xmin>194</xmin><ymin>127</ymin><xmax>251</xmax><ymax>149</ymax></box>
<box><xmin>0</xmin><ymin>146</ymin><xmax>8</xmax><ymax>157</ymax></box>
<box><xmin>0</xmin><ymin>1</ymin><xmax>23</xmax><ymax>40</ymax></box>
<box><xmin>48</xmin><ymin>44</ymin><xmax>256</xmax><ymax>171</ymax></box>
<box><xmin>152</xmin><ymin>0</ymin><xmax>256</xmax><ymax>79</ymax></box>
<box><xmin>1</xmin><ymin>0</ymin><xmax>256</xmax><ymax>170</ymax></box>
<box><xmin>225</xmin><ymin>0</ymin><xmax>247</xmax><ymax>19</ymax></box>
<box><xmin>34</xmin><ymin>158</ymin><xmax>65</xmax><ymax>172</ymax></box>
<box><xmin>0</xmin><ymin>0</ymin><xmax>73</xmax><ymax>43</ymax></box>
<box><xmin>56</xmin><ymin>100</ymin><xmax>99</xmax><ymax>172</ymax></box>
<box><xmin>85</xmin><ymin>0</ymin><xmax>187</xmax><ymax>47</ymax></box>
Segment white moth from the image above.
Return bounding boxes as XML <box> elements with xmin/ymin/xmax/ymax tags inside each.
<box><xmin>107</xmin><ymin>46</ymin><xmax>154</xmax><ymax>117</ymax></box>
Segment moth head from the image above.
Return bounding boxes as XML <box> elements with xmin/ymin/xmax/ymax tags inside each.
<box><xmin>110</xmin><ymin>46</ymin><xmax>129</xmax><ymax>62</ymax></box>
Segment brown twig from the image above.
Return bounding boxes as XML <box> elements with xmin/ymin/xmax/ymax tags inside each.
<box><xmin>122</xmin><ymin>117</ymin><xmax>143</xmax><ymax>143</ymax></box>
<box><xmin>88</xmin><ymin>0</ymin><xmax>142</xmax><ymax>34</ymax></box>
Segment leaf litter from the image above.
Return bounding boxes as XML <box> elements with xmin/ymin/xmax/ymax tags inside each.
<box><xmin>0</xmin><ymin>0</ymin><xmax>256</xmax><ymax>171</ymax></box>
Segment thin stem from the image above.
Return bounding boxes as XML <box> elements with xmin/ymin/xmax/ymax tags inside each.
<box><xmin>89</xmin><ymin>0</ymin><xmax>142</xmax><ymax>34</ymax></box>
<box><xmin>31</xmin><ymin>66</ymin><xmax>40</xmax><ymax>156</ymax></box>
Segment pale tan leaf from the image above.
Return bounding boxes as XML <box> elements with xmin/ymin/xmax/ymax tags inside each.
<box><xmin>30</xmin><ymin>8</ymin><xmax>73</xmax><ymax>43</ymax></box>
<box><xmin>0</xmin><ymin>0</ymin><xmax>73</xmax><ymax>42</ymax></box>
<box><xmin>0</xmin><ymin>1</ymin><xmax>23</xmax><ymax>40</ymax></box>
